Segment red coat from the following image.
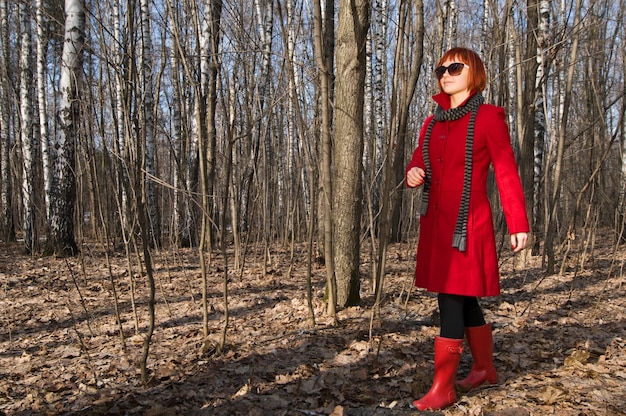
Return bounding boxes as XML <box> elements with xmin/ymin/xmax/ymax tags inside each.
<box><xmin>406</xmin><ymin>92</ymin><xmax>529</xmax><ymax>297</ymax></box>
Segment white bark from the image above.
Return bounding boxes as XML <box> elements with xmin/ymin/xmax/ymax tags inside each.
<box><xmin>140</xmin><ymin>0</ymin><xmax>158</xmax><ymax>243</ymax></box>
<box><xmin>506</xmin><ymin>8</ymin><xmax>518</xmax><ymax>147</ymax></box>
<box><xmin>533</xmin><ymin>0</ymin><xmax>550</xmax><ymax>232</ymax></box>
<box><xmin>169</xmin><ymin>11</ymin><xmax>185</xmax><ymax>245</ymax></box>
<box><xmin>371</xmin><ymin>0</ymin><xmax>387</xmax><ymax>215</ymax></box>
<box><xmin>49</xmin><ymin>0</ymin><xmax>84</xmax><ymax>255</ymax></box>
<box><xmin>286</xmin><ymin>0</ymin><xmax>298</xmax><ymax>233</ymax></box>
<box><xmin>621</xmin><ymin>0</ymin><xmax>626</xmax><ymax>213</ymax></box>
<box><xmin>444</xmin><ymin>0</ymin><xmax>457</xmax><ymax>53</ymax></box>
<box><xmin>19</xmin><ymin>2</ymin><xmax>36</xmax><ymax>252</ymax></box>
<box><xmin>113</xmin><ymin>0</ymin><xmax>128</xmax><ymax>227</ymax></box>
<box><xmin>36</xmin><ymin>0</ymin><xmax>51</xmax><ymax>220</ymax></box>
<box><xmin>0</xmin><ymin>0</ymin><xmax>13</xmax><ymax>240</ymax></box>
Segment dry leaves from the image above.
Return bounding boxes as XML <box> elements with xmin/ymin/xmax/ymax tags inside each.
<box><xmin>1</xmin><ymin>235</ymin><xmax>625</xmax><ymax>415</ymax></box>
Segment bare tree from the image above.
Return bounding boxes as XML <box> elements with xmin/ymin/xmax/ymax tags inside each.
<box><xmin>139</xmin><ymin>0</ymin><xmax>159</xmax><ymax>245</ymax></box>
<box><xmin>36</xmin><ymin>0</ymin><xmax>52</xmax><ymax>221</ymax></box>
<box><xmin>313</xmin><ymin>0</ymin><xmax>337</xmax><ymax>317</ymax></box>
<box><xmin>620</xmin><ymin>0</ymin><xmax>626</xmax><ymax>224</ymax></box>
<box><xmin>0</xmin><ymin>0</ymin><xmax>14</xmax><ymax>242</ymax></box>
<box><xmin>333</xmin><ymin>0</ymin><xmax>371</xmax><ymax>307</ymax></box>
<box><xmin>47</xmin><ymin>0</ymin><xmax>84</xmax><ymax>257</ymax></box>
<box><xmin>374</xmin><ymin>0</ymin><xmax>424</xmax><ymax>313</ymax></box>
<box><xmin>517</xmin><ymin>0</ymin><xmax>541</xmax><ymax>253</ymax></box>
<box><xmin>544</xmin><ymin>0</ymin><xmax>581</xmax><ymax>273</ymax></box>
<box><xmin>19</xmin><ymin>2</ymin><xmax>37</xmax><ymax>254</ymax></box>
<box><xmin>532</xmin><ymin>0</ymin><xmax>550</xmax><ymax>263</ymax></box>
<box><xmin>364</xmin><ymin>0</ymin><xmax>388</xmax><ymax>225</ymax></box>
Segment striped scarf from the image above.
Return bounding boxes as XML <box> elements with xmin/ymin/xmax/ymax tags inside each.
<box><xmin>418</xmin><ymin>93</ymin><xmax>484</xmax><ymax>252</ymax></box>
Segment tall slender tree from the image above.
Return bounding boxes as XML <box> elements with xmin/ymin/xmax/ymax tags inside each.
<box><xmin>19</xmin><ymin>2</ymin><xmax>37</xmax><ymax>254</ymax></box>
<box><xmin>545</xmin><ymin>0</ymin><xmax>582</xmax><ymax>273</ymax></box>
<box><xmin>0</xmin><ymin>0</ymin><xmax>14</xmax><ymax>242</ymax></box>
<box><xmin>313</xmin><ymin>0</ymin><xmax>337</xmax><ymax>317</ymax></box>
<box><xmin>36</xmin><ymin>0</ymin><xmax>52</xmax><ymax>221</ymax></box>
<box><xmin>139</xmin><ymin>0</ymin><xmax>159</xmax><ymax>245</ymax></box>
<box><xmin>333</xmin><ymin>0</ymin><xmax>371</xmax><ymax>307</ymax></box>
<box><xmin>533</xmin><ymin>0</ymin><xmax>550</xmax><ymax>255</ymax></box>
<box><xmin>378</xmin><ymin>0</ymin><xmax>425</xmax><ymax>301</ymax></box>
<box><xmin>47</xmin><ymin>0</ymin><xmax>84</xmax><ymax>256</ymax></box>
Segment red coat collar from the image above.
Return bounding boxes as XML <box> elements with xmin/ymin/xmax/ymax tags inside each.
<box><xmin>432</xmin><ymin>91</ymin><xmax>478</xmax><ymax>110</ymax></box>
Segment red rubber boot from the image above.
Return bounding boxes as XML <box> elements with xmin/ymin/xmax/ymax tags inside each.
<box><xmin>456</xmin><ymin>323</ymin><xmax>498</xmax><ymax>391</ymax></box>
<box><xmin>413</xmin><ymin>337</ymin><xmax>464</xmax><ymax>411</ymax></box>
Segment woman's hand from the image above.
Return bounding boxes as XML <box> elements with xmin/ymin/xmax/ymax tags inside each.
<box><xmin>510</xmin><ymin>232</ymin><xmax>528</xmax><ymax>252</ymax></box>
<box><xmin>407</xmin><ymin>167</ymin><xmax>426</xmax><ymax>188</ymax></box>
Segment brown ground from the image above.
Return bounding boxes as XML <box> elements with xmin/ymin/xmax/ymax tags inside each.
<box><xmin>0</xmin><ymin>233</ymin><xmax>625</xmax><ymax>416</ymax></box>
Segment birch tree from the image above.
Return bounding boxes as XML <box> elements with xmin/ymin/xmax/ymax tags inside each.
<box><xmin>19</xmin><ymin>2</ymin><xmax>37</xmax><ymax>254</ymax></box>
<box><xmin>36</xmin><ymin>0</ymin><xmax>52</xmax><ymax>221</ymax></box>
<box><xmin>444</xmin><ymin>0</ymin><xmax>457</xmax><ymax>52</ymax></box>
<box><xmin>47</xmin><ymin>0</ymin><xmax>84</xmax><ymax>256</ymax></box>
<box><xmin>533</xmin><ymin>0</ymin><xmax>550</xmax><ymax>256</ymax></box>
<box><xmin>237</xmin><ymin>0</ymin><xmax>273</xmax><ymax>237</ymax></box>
<box><xmin>374</xmin><ymin>0</ymin><xmax>424</xmax><ymax>314</ymax></box>
<box><xmin>0</xmin><ymin>0</ymin><xmax>14</xmax><ymax>242</ymax></box>
<box><xmin>112</xmin><ymin>0</ymin><xmax>129</xmax><ymax>237</ymax></box>
<box><xmin>620</xmin><ymin>0</ymin><xmax>626</xmax><ymax>222</ymax></box>
<box><xmin>139</xmin><ymin>0</ymin><xmax>159</xmax><ymax>245</ymax></box>
<box><xmin>365</xmin><ymin>0</ymin><xmax>388</xmax><ymax>223</ymax></box>
<box><xmin>389</xmin><ymin>0</ymin><xmax>424</xmax><ymax>242</ymax></box>
<box><xmin>256</xmin><ymin>0</ymin><xmax>274</xmax><ymax>273</ymax></box>
<box><xmin>169</xmin><ymin>3</ymin><xmax>186</xmax><ymax>247</ymax></box>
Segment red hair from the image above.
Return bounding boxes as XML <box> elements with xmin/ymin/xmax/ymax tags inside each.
<box><xmin>437</xmin><ymin>47</ymin><xmax>486</xmax><ymax>93</ymax></box>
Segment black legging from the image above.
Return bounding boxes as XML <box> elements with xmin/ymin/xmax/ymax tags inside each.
<box><xmin>437</xmin><ymin>293</ymin><xmax>486</xmax><ymax>339</ymax></box>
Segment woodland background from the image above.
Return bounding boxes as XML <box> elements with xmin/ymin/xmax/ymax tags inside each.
<box><xmin>0</xmin><ymin>0</ymin><xmax>625</xmax><ymax>414</ymax></box>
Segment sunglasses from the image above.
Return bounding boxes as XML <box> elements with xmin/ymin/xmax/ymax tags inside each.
<box><xmin>434</xmin><ymin>62</ymin><xmax>469</xmax><ymax>79</ymax></box>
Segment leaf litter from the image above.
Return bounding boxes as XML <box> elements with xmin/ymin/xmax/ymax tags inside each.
<box><xmin>0</xmin><ymin>233</ymin><xmax>625</xmax><ymax>416</ymax></box>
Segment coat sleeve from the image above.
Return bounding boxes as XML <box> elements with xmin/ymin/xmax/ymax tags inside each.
<box><xmin>405</xmin><ymin>116</ymin><xmax>434</xmax><ymax>188</ymax></box>
<box><xmin>484</xmin><ymin>106</ymin><xmax>530</xmax><ymax>234</ymax></box>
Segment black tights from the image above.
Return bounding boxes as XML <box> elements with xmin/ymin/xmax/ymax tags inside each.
<box><xmin>437</xmin><ymin>293</ymin><xmax>486</xmax><ymax>339</ymax></box>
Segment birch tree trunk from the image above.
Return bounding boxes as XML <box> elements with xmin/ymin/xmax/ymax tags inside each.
<box><xmin>48</xmin><ymin>0</ymin><xmax>84</xmax><ymax>256</ymax></box>
<box><xmin>139</xmin><ymin>0</ymin><xmax>159</xmax><ymax>246</ymax></box>
<box><xmin>238</xmin><ymin>0</ymin><xmax>272</xmax><ymax>238</ymax></box>
<box><xmin>333</xmin><ymin>0</ymin><xmax>370</xmax><ymax>307</ymax></box>
<box><xmin>389</xmin><ymin>0</ymin><xmax>424</xmax><ymax>242</ymax></box>
<box><xmin>366</xmin><ymin>0</ymin><xmax>387</xmax><ymax>222</ymax></box>
<box><xmin>374</xmin><ymin>0</ymin><xmax>424</xmax><ymax>313</ymax></box>
<box><xmin>19</xmin><ymin>2</ymin><xmax>37</xmax><ymax>254</ymax></box>
<box><xmin>533</xmin><ymin>0</ymin><xmax>550</xmax><ymax>260</ymax></box>
<box><xmin>0</xmin><ymin>0</ymin><xmax>14</xmax><ymax>242</ymax></box>
<box><xmin>620</xmin><ymin>0</ymin><xmax>626</xmax><ymax>221</ymax></box>
<box><xmin>255</xmin><ymin>0</ymin><xmax>273</xmax><ymax>274</ymax></box>
<box><xmin>112</xmin><ymin>0</ymin><xmax>129</xmax><ymax>236</ymax></box>
<box><xmin>36</xmin><ymin>0</ymin><xmax>51</xmax><ymax>221</ymax></box>
<box><xmin>199</xmin><ymin>0</ymin><xmax>223</xmax><ymax>347</ymax></box>
<box><xmin>444</xmin><ymin>0</ymin><xmax>457</xmax><ymax>53</ymax></box>
<box><xmin>169</xmin><ymin>13</ymin><xmax>185</xmax><ymax>247</ymax></box>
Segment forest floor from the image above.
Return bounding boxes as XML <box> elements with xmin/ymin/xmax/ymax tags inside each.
<box><xmin>0</xmin><ymin>232</ymin><xmax>625</xmax><ymax>416</ymax></box>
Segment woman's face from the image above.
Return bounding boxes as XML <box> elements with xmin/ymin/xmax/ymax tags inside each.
<box><xmin>438</xmin><ymin>58</ymin><xmax>470</xmax><ymax>97</ymax></box>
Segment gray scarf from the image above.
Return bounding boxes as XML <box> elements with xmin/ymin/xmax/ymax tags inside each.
<box><xmin>418</xmin><ymin>93</ymin><xmax>484</xmax><ymax>252</ymax></box>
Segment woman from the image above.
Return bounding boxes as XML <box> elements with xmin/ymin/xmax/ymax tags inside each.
<box><xmin>406</xmin><ymin>47</ymin><xmax>529</xmax><ymax>411</ymax></box>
